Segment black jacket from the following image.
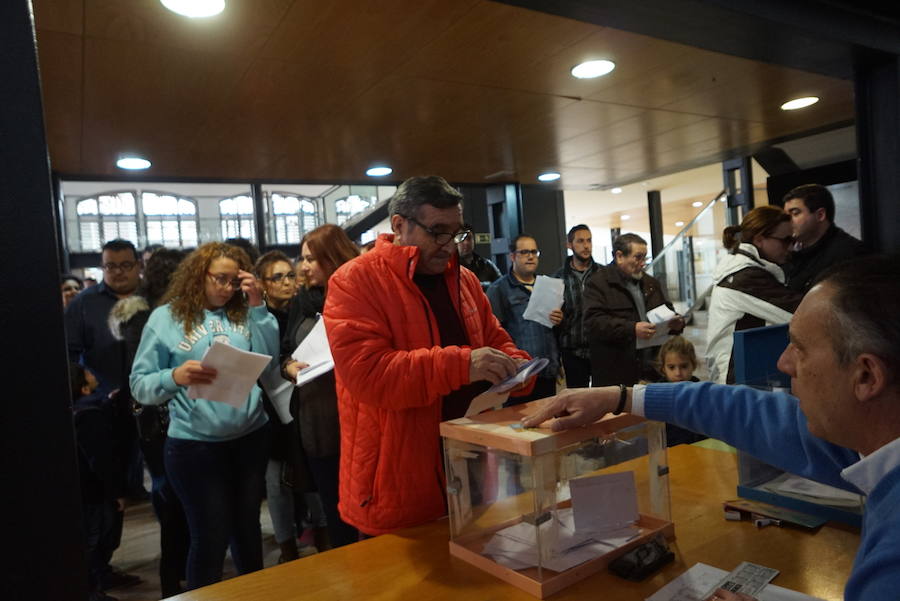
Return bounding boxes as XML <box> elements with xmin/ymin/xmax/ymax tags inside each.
<box><xmin>582</xmin><ymin>263</ymin><xmax>678</xmax><ymax>386</ymax></box>
<box><xmin>783</xmin><ymin>224</ymin><xmax>866</xmax><ymax>293</ymax></box>
<box><xmin>553</xmin><ymin>258</ymin><xmax>601</xmax><ymax>358</ymax></box>
<box><xmin>281</xmin><ymin>287</ymin><xmax>341</xmax><ymax>459</ymax></box>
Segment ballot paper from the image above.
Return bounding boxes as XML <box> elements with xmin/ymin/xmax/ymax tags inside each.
<box><xmin>646</xmin><ymin>562</ymin><xmax>823</xmax><ymax>601</ymax></box>
<box><xmin>766</xmin><ymin>473</ymin><xmax>863</xmax><ymax>507</ymax></box>
<box><xmin>259</xmin><ymin>367</ymin><xmax>294</xmax><ymax>424</ymax></box>
<box><xmin>522</xmin><ymin>275</ymin><xmax>564</xmax><ymax>328</ymax></box>
<box><xmin>464</xmin><ymin>388</ymin><xmax>509</xmax><ymax>416</ymax></box>
<box><xmin>187</xmin><ymin>341</ymin><xmax>273</xmax><ymax>408</ymax></box>
<box><xmin>570</xmin><ymin>471</ymin><xmax>639</xmax><ymax>533</ymax></box>
<box><xmin>636</xmin><ymin>304</ymin><xmax>678</xmax><ymax>349</ymax></box>
<box><xmin>290</xmin><ymin>317</ymin><xmax>334</xmax><ymax>387</ymax></box>
<box><xmin>483</xmin><ymin>507</ymin><xmax>639</xmax><ymax>573</ymax></box>
<box><xmin>486</xmin><ymin>357</ymin><xmax>549</xmax><ymax>394</ymax></box>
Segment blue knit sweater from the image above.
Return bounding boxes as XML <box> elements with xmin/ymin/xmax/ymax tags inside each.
<box><xmin>644</xmin><ymin>381</ymin><xmax>900</xmax><ymax>601</ymax></box>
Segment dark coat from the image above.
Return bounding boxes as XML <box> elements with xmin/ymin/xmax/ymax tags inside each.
<box><xmin>783</xmin><ymin>224</ymin><xmax>866</xmax><ymax>293</ymax></box>
<box><xmin>582</xmin><ymin>263</ymin><xmax>677</xmax><ymax>386</ymax></box>
<box><xmin>282</xmin><ymin>287</ymin><xmax>340</xmax><ymax>459</ymax></box>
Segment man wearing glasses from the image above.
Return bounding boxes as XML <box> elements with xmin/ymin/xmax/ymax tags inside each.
<box><xmin>64</xmin><ymin>237</ymin><xmax>143</xmax><ymax>590</ymax></box>
<box><xmin>583</xmin><ymin>233</ymin><xmax>683</xmax><ymax>387</ymax></box>
<box><xmin>487</xmin><ymin>234</ymin><xmax>563</xmax><ymax>404</ymax></box>
<box><xmin>323</xmin><ymin>176</ymin><xmax>533</xmax><ymax>538</ymax></box>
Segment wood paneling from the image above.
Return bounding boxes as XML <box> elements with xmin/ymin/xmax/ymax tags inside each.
<box><xmin>33</xmin><ymin>0</ymin><xmax>855</xmax><ymax>186</ymax></box>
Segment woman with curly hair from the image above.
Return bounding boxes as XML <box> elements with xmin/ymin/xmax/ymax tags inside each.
<box><xmin>130</xmin><ymin>242</ymin><xmax>278</xmax><ymax>590</ymax></box>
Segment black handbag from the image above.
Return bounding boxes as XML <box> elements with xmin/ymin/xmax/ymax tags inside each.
<box><xmin>132</xmin><ymin>400</ymin><xmax>169</xmax><ymax>443</ymax></box>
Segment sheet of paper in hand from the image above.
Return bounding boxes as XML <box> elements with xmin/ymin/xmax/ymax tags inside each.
<box><xmin>637</xmin><ymin>304</ymin><xmax>678</xmax><ymax>349</ymax></box>
<box><xmin>522</xmin><ymin>275</ymin><xmax>564</xmax><ymax>328</ymax></box>
<box><xmin>291</xmin><ymin>317</ymin><xmax>335</xmax><ymax>387</ymax></box>
<box><xmin>187</xmin><ymin>341</ymin><xmax>272</xmax><ymax>408</ymax></box>
<box><xmin>487</xmin><ymin>357</ymin><xmax>549</xmax><ymax>394</ymax></box>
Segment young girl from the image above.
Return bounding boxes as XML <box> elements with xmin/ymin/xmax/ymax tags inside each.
<box><xmin>657</xmin><ymin>336</ymin><xmax>706</xmax><ymax>446</ymax></box>
<box><xmin>130</xmin><ymin>242</ymin><xmax>278</xmax><ymax>589</ymax></box>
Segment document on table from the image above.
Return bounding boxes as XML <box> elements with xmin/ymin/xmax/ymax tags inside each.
<box><xmin>187</xmin><ymin>341</ymin><xmax>273</xmax><ymax>408</ymax></box>
<box><xmin>646</xmin><ymin>562</ymin><xmax>824</xmax><ymax>601</ymax></box>
<box><xmin>637</xmin><ymin>304</ymin><xmax>678</xmax><ymax>349</ymax></box>
<box><xmin>290</xmin><ymin>317</ymin><xmax>334</xmax><ymax>387</ymax></box>
<box><xmin>522</xmin><ymin>275</ymin><xmax>564</xmax><ymax>328</ymax></box>
<box><xmin>570</xmin><ymin>471</ymin><xmax>639</xmax><ymax>532</ymax></box>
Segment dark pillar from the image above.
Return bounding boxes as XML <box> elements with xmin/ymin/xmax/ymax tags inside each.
<box><xmin>647</xmin><ymin>190</ymin><xmax>664</xmax><ymax>258</ymax></box>
<box><xmin>855</xmin><ymin>51</ymin><xmax>900</xmax><ymax>252</ymax></box>
<box><xmin>1</xmin><ymin>2</ymin><xmax>87</xmax><ymax>597</ymax></box>
<box><xmin>458</xmin><ymin>184</ymin><xmax>491</xmax><ymax>263</ymax></box>
<box><xmin>610</xmin><ymin>227</ymin><xmax>621</xmax><ymax>244</ymax></box>
<box><xmin>723</xmin><ymin>157</ymin><xmax>754</xmax><ymax>226</ymax></box>
<box><xmin>486</xmin><ymin>184</ymin><xmax>520</xmax><ymax>273</ymax></box>
<box><xmin>519</xmin><ymin>184</ymin><xmax>566</xmax><ymax>275</ymax></box>
<box><xmin>251</xmin><ymin>182</ymin><xmax>267</xmax><ymax>249</ymax></box>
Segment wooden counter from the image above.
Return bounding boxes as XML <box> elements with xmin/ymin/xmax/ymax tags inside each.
<box><xmin>170</xmin><ymin>445</ymin><xmax>859</xmax><ymax>601</ymax></box>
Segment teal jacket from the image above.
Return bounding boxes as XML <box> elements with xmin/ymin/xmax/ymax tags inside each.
<box><xmin>130</xmin><ymin>303</ymin><xmax>278</xmax><ymax>442</ymax></box>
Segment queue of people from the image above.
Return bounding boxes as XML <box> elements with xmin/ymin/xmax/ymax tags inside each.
<box><xmin>62</xmin><ymin>177</ymin><xmax>875</xmax><ymax>601</ymax></box>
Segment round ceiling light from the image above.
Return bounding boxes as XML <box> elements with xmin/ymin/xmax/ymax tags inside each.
<box><xmin>366</xmin><ymin>166</ymin><xmax>393</xmax><ymax>177</ymax></box>
<box><xmin>621</xmin><ymin>214</ymin><xmax>631</xmax><ymax>221</ymax></box>
<box><xmin>538</xmin><ymin>172</ymin><xmax>561</xmax><ymax>182</ymax></box>
<box><xmin>610</xmin><ymin>187</ymin><xmax>623</xmax><ymax>194</ymax></box>
<box><xmin>780</xmin><ymin>96</ymin><xmax>819</xmax><ymax>111</ymax></box>
<box><xmin>571</xmin><ymin>60</ymin><xmax>616</xmax><ymax>79</ymax></box>
<box><xmin>116</xmin><ymin>156</ymin><xmax>151</xmax><ymax>170</ymax></box>
<box><xmin>692</xmin><ymin>201</ymin><xmax>703</xmax><ymax>207</ymax></box>
<box><xmin>160</xmin><ymin>0</ymin><xmax>225</xmax><ymax>18</ymax></box>
<box><xmin>675</xmin><ymin>221</ymin><xmax>685</xmax><ymax>227</ymax></box>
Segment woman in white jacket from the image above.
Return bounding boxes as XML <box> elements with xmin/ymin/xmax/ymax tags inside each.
<box><xmin>707</xmin><ymin>205</ymin><xmax>804</xmax><ymax>383</ymax></box>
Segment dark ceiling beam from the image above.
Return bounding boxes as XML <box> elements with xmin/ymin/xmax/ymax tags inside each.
<box><xmin>497</xmin><ymin>0</ymin><xmax>900</xmax><ymax>80</ymax></box>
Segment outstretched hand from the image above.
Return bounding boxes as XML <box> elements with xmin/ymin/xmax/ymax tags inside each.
<box><xmin>519</xmin><ymin>387</ymin><xmax>621</xmax><ymax>431</ymax></box>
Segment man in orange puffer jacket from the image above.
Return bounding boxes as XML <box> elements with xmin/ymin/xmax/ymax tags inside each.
<box><xmin>324</xmin><ymin>176</ymin><xmax>534</xmax><ymax>536</ymax></box>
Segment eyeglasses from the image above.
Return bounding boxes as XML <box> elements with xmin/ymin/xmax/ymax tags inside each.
<box><xmin>264</xmin><ymin>272</ymin><xmax>297</xmax><ymax>284</ymax></box>
<box><xmin>514</xmin><ymin>249</ymin><xmax>541</xmax><ymax>257</ymax></box>
<box><xmin>766</xmin><ymin>234</ymin><xmax>795</xmax><ymax>245</ymax></box>
<box><xmin>404</xmin><ymin>215</ymin><xmax>471</xmax><ymax>245</ymax></box>
<box><xmin>102</xmin><ymin>261</ymin><xmax>137</xmax><ymax>273</ymax></box>
<box><xmin>206</xmin><ymin>272</ymin><xmax>242</xmax><ymax>290</ymax></box>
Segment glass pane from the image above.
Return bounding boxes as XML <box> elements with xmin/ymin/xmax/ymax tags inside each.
<box><xmin>237</xmin><ymin>195</ymin><xmax>254</xmax><ymax>215</ymax></box>
<box><xmin>121</xmin><ymin>221</ymin><xmax>138</xmax><ymax>243</ymax></box>
<box><xmin>80</xmin><ymin>221</ymin><xmax>100</xmax><ymax>251</ymax></box>
<box><xmin>303</xmin><ymin>213</ymin><xmax>317</xmax><ymax>233</ymax></box>
<box><xmin>177</xmin><ymin>199</ymin><xmax>196</xmax><ymax>215</ymax></box>
<box><xmin>220</xmin><ymin>195</ymin><xmax>254</xmax><ymax>215</ymax></box>
<box><xmin>99</xmin><ymin>192</ymin><xmax>136</xmax><ymax>215</ymax></box>
<box><xmin>182</xmin><ymin>220</ymin><xmax>198</xmax><ymax>247</ymax></box>
<box><xmin>272</xmin><ymin>193</ymin><xmax>300</xmax><ymax>215</ymax></box>
<box><xmin>162</xmin><ymin>221</ymin><xmax>179</xmax><ymax>244</ymax></box>
<box><xmin>146</xmin><ymin>220</ymin><xmax>162</xmax><ymax>244</ymax></box>
<box><xmin>284</xmin><ymin>214</ymin><xmax>300</xmax><ymax>244</ymax></box>
<box><xmin>77</xmin><ymin>198</ymin><xmax>98</xmax><ymax>216</ymax></box>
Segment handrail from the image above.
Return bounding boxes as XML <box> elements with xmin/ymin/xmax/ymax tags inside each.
<box><xmin>648</xmin><ymin>189</ymin><xmax>725</xmax><ymax>271</ymax></box>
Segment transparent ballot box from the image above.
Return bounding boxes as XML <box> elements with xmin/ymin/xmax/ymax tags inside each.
<box><xmin>440</xmin><ymin>401</ymin><xmax>673</xmax><ymax>598</ymax></box>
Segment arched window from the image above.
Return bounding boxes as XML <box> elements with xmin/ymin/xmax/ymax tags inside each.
<box><xmin>141</xmin><ymin>192</ymin><xmax>199</xmax><ymax>248</ymax></box>
<box><xmin>75</xmin><ymin>191</ymin><xmax>139</xmax><ymax>251</ymax></box>
<box><xmin>334</xmin><ymin>194</ymin><xmax>372</xmax><ymax>226</ymax></box>
<box><xmin>219</xmin><ymin>195</ymin><xmax>256</xmax><ymax>242</ymax></box>
<box><xmin>270</xmin><ymin>193</ymin><xmax>319</xmax><ymax>244</ymax></box>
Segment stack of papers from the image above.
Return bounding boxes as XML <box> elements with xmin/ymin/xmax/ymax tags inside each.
<box><xmin>647</xmin><ymin>563</ymin><xmax>825</xmax><ymax>601</ymax></box>
<box><xmin>483</xmin><ymin>507</ymin><xmax>639</xmax><ymax>572</ymax></box>
<box><xmin>290</xmin><ymin>317</ymin><xmax>334</xmax><ymax>387</ymax></box>
<box><xmin>522</xmin><ymin>276</ymin><xmax>564</xmax><ymax>328</ymax></box>
<box><xmin>187</xmin><ymin>341</ymin><xmax>273</xmax><ymax>408</ymax></box>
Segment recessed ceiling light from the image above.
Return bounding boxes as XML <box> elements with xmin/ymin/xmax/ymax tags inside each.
<box><xmin>116</xmin><ymin>156</ymin><xmax>151</xmax><ymax>170</ymax></box>
<box><xmin>160</xmin><ymin>0</ymin><xmax>225</xmax><ymax>18</ymax></box>
<box><xmin>692</xmin><ymin>201</ymin><xmax>703</xmax><ymax>207</ymax></box>
<box><xmin>538</xmin><ymin>172</ymin><xmax>561</xmax><ymax>182</ymax></box>
<box><xmin>610</xmin><ymin>187</ymin><xmax>622</xmax><ymax>194</ymax></box>
<box><xmin>675</xmin><ymin>221</ymin><xmax>685</xmax><ymax>227</ymax></box>
<box><xmin>621</xmin><ymin>214</ymin><xmax>631</xmax><ymax>221</ymax></box>
<box><xmin>571</xmin><ymin>60</ymin><xmax>616</xmax><ymax>79</ymax></box>
<box><xmin>780</xmin><ymin>96</ymin><xmax>819</xmax><ymax>111</ymax></box>
<box><xmin>366</xmin><ymin>166</ymin><xmax>392</xmax><ymax>177</ymax></box>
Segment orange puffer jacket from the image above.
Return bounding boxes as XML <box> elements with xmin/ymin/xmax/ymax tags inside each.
<box><xmin>324</xmin><ymin>234</ymin><xmax>531</xmax><ymax>535</ymax></box>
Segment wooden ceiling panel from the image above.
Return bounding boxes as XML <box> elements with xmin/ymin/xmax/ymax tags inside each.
<box><xmin>34</xmin><ymin>0</ymin><xmax>84</xmax><ymax>36</ymax></box>
<box><xmin>79</xmin><ymin>36</ymin><xmax>254</xmax><ymax>175</ymax></box>
<box><xmin>36</xmin><ymin>30</ymin><xmax>84</xmax><ymax>174</ymax></box>
<box><xmin>82</xmin><ymin>0</ymin><xmax>292</xmax><ymax>56</ymax></box>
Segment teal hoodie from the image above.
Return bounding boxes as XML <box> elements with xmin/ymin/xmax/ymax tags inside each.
<box><xmin>130</xmin><ymin>303</ymin><xmax>278</xmax><ymax>442</ymax></box>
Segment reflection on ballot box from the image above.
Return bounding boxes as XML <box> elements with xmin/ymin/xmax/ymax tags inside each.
<box><xmin>440</xmin><ymin>402</ymin><xmax>673</xmax><ymax>598</ymax></box>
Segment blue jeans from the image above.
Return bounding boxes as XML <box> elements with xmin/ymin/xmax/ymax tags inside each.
<box><xmin>165</xmin><ymin>426</ymin><xmax>270</xmax><ymax>590</ymax></box>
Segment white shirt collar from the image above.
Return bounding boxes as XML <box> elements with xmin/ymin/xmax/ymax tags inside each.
<box><xmin>842</xmin><ymin>435</ymin><xmax>900</xmax><ymax>495</ymax></box>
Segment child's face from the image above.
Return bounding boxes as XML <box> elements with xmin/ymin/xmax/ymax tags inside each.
<box><xmin>663</xmin><ymin>352</ymin><xmax>694</xmax><ymax>383</ymax></box>
<box><xmin>82</xmin><ymin>370</ymin><xmax>99</xmax><ymax>396</ymax></box>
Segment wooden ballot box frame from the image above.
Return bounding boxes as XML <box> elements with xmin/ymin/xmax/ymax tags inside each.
<box><xmin>440</xmin><ymin>401</ymin><xmax>674</xmax><ymax>598</ymax></box>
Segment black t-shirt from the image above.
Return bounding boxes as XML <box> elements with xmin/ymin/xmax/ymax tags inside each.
<box><xmin>414</xmin><ymin>273</ymin><xmax>489</xmax><ymax>421</ymax></box>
